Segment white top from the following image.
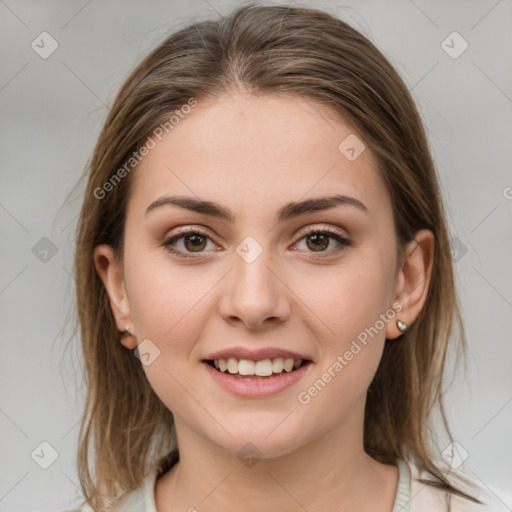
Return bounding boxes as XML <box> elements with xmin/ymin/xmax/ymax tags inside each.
<box><xmin>104</xmin><ymin>459</ymin><xmax>503</xmax><ymax>511</ymax></box>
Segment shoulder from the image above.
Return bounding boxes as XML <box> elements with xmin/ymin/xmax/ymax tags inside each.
<box><xmin>108</xmin><ymin>489</ymin><xmax>145</xmax><ymax>512</ymax></box>
<box><xmin>408</xmin><ymin>460</ymin><xmax>507</xmax><ymax>512</ymax></box>
<box><xmin>108</xmin><ymin>466</ymin><xmax>159</xmax><ymax>512</ymax></box>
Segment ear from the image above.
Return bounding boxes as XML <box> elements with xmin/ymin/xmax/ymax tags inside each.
<box><xmin>385</xmin><ymin>229</ymin><xmax>434</xmax><ymax>340</ymax></box>
<box><xmin>93</xmin><ymin>244</ymin><xmax>137</xmax><ymax>349</ymax></box>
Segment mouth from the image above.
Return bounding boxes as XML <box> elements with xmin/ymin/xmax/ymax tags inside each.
<box><xmin>202</xmin><ymin>357</ymin><xmax>312</xmax><ymax>379</ymax></box>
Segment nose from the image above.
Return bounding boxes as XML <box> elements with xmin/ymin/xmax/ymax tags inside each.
<box><xmin>218</xmin><ymin>248</ymin><xmax>291</xmax><ymax>330</ymax></box>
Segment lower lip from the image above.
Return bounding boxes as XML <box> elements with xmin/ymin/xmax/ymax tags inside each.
<box><xmin>202</xmin><ymin>361</ymin><xmax>312</xmax><ymax>398</ymax></box>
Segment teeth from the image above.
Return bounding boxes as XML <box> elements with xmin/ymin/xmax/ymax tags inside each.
<box><xmin>238</xmin><ymin>359</ymin><xmax>255</xmax><ymax>375</ymax></box>
<box><xmin>283</xmin><ymin>358</ymin><xmax>293</xmax><ymax>372</ymax></box>
<box><xmin>212</xmin><ymin>357</ymin><xmax>304</xmax><ymax>376</ymax></box>
<box><xmin>227</xmin><ymin>357</ymin><xmax>238</xmax><ymax>374</ymax></box>
<box><xmin>255</xmin><ymin>359</ymin><xmax>273</xmax><ymax>376</ymax></box>
<box><xmin>272</xmin><ymin>358</ymin><xmax>284</xmax><ymax>373</ymax></box>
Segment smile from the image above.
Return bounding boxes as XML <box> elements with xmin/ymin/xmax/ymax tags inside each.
<box><xmin>210</xmin><ymin>356</ymin><xmax>306</xmax><ymax>377</ymax></box>
<box><xmin>202</xmin><ymin>358</ymin><xmax>313</xmax><ymax>397</ymax></box>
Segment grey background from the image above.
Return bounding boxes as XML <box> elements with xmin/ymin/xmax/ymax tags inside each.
<box><xmin>1</xmin><ymin>0</ymin><xmax>511</xmax><ymax>510</ymax></box>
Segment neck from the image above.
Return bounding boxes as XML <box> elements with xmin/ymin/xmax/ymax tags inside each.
<box><xmin>155</xmin><ymin>416</ymin><xmax>399</xmax><ymax>511</ymax></box>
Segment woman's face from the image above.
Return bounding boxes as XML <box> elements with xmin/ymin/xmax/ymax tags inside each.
<box><xmin>97</xmin><ymin>91</ymin><xmax>409</xmax><ymax>458</ymax></box>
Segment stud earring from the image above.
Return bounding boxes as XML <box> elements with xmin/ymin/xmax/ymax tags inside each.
<box><xmin>396</xmin><ymin>319</ymin><xmax>408</xmax><ymax>333</ymax></box>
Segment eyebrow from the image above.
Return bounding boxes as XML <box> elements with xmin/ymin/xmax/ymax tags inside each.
<box><xmin>145</xmin><ymin>194</ymin><xmax>369</xmax><ymax>222</ymax></box>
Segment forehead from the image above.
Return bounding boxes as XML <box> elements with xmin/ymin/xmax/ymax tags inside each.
<box><xmin>128</xmin><ymin>92</ymin><xmax>390</xmax><ymax>222</ymax></box>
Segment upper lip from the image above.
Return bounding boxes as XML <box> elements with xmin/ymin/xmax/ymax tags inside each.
<box><xmin>204</xmin><ymin>346</ymin><xmax>312</xmax><ymax>362</ymax></box>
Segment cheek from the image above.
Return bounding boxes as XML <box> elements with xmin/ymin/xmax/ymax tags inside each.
<box><xmin>291</xmin><ymin>253</ymin><xmax>395</xmax><ymax>392</ymax></box>
<box><xmin>292</xmin><ymin>268</ymin><xmax>392</xmax><ymax>426</ymax></box>
<box><xmin>126</xmin><ymin>245</ymin><xmax>213</xmax><ymax>343</ymax></box>
<box><xmin>125</xmin><ymin>256</ymin><xmax>215</xmax><ymax>413</ymax></box>
<box><xmin>293</xmin><ymin>253</ymin><xmax>394</xmax><ymax>345</ymax></box>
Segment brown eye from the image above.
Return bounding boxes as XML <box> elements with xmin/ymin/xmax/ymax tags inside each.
<box><xmin>305</xmin><ymin>232</ymin><xmax>330</xmax><ymax>252</ymax></box>
<box><xmin>162</xmin><ymin>229</ymin><xmax>216</xmax><ymax>259</ymax></box>
<box><xmin>294</xmin><ymin>226</ymin><xmax>351</xmax><ymax>258</ymax></box>
<box><xmin>183</xmin><ymin>233</ymin><xmax>207</xmax><ymax>252</ymax></box>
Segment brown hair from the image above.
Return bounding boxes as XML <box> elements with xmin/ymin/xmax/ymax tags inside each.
<box><xmin>69</xmin><ymin>3</ymin><xmax>478</xmax><ymax>510</ymax></box>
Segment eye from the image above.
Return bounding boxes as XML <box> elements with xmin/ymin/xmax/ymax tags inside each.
<box><xmin>293</xmin><ymin>226</ymin><xmax>351</xmax><ymax>258</ymax></box>
<box><xmin>162</xmin><ymin>228</ymin><xmax>217</xmax><ymax>259</ymax></box>
<box><xmin>162</xmin><ymin>225</ymin><xmax>351</xmax><ymax>260</ymax></box>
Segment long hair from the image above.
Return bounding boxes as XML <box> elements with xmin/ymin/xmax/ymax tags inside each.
<box><xmin>70</xmin><ymin>3</ymin><xmax>477</xmax><ymax>509</ymax></box>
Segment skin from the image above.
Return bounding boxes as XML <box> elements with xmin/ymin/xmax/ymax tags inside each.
<box><xmin>94</xmin><ymin>91</ymin><xmax>434</xmax><ymax>512</ymax></box>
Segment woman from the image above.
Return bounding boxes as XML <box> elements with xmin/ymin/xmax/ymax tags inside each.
<box><xmin>72</xmin><ymin>4</ymin><xmax>499</xmax><ymax>511</ymax></box>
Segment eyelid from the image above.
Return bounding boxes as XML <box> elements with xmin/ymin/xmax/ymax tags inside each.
<box><xmin>162</xmin><ymin>224</ymin><xmax>351</xmax><ymax>259</ymax></box>
<box><xmin>164</xmin><ymin>225</ymin><xmax>214</xmax><ymax>240</ymax></box>
<box><xmin>296</xmin><ymin>223</ymin><xmax>348</xmax><ymax>240</ymax></box>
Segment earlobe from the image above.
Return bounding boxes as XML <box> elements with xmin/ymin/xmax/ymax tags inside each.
<box><xmin>120</xmin><ymin>328</ymin><xmax>137</xmax><ymax>350</ymax></box>
<box><xmin>385</xmin><ymin>229</ymin><xmax>434</xmax><ymax>340</ymax></box>
<box><xmin>93</xmin><ymin>244</ymin><xmax>136</xmax><ymax>348</ymax></box>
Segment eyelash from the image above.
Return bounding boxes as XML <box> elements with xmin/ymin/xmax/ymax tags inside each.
<box><xmin>162</xmin><ymin>225</ymin><xmax>351</xmax><ymax>260</ymax></box>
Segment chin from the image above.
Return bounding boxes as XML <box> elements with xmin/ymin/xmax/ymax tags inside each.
<box><xmin>209</xmin><ymin>426</ymin><xmax>305</xmax><ymax>462</ymax></box>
